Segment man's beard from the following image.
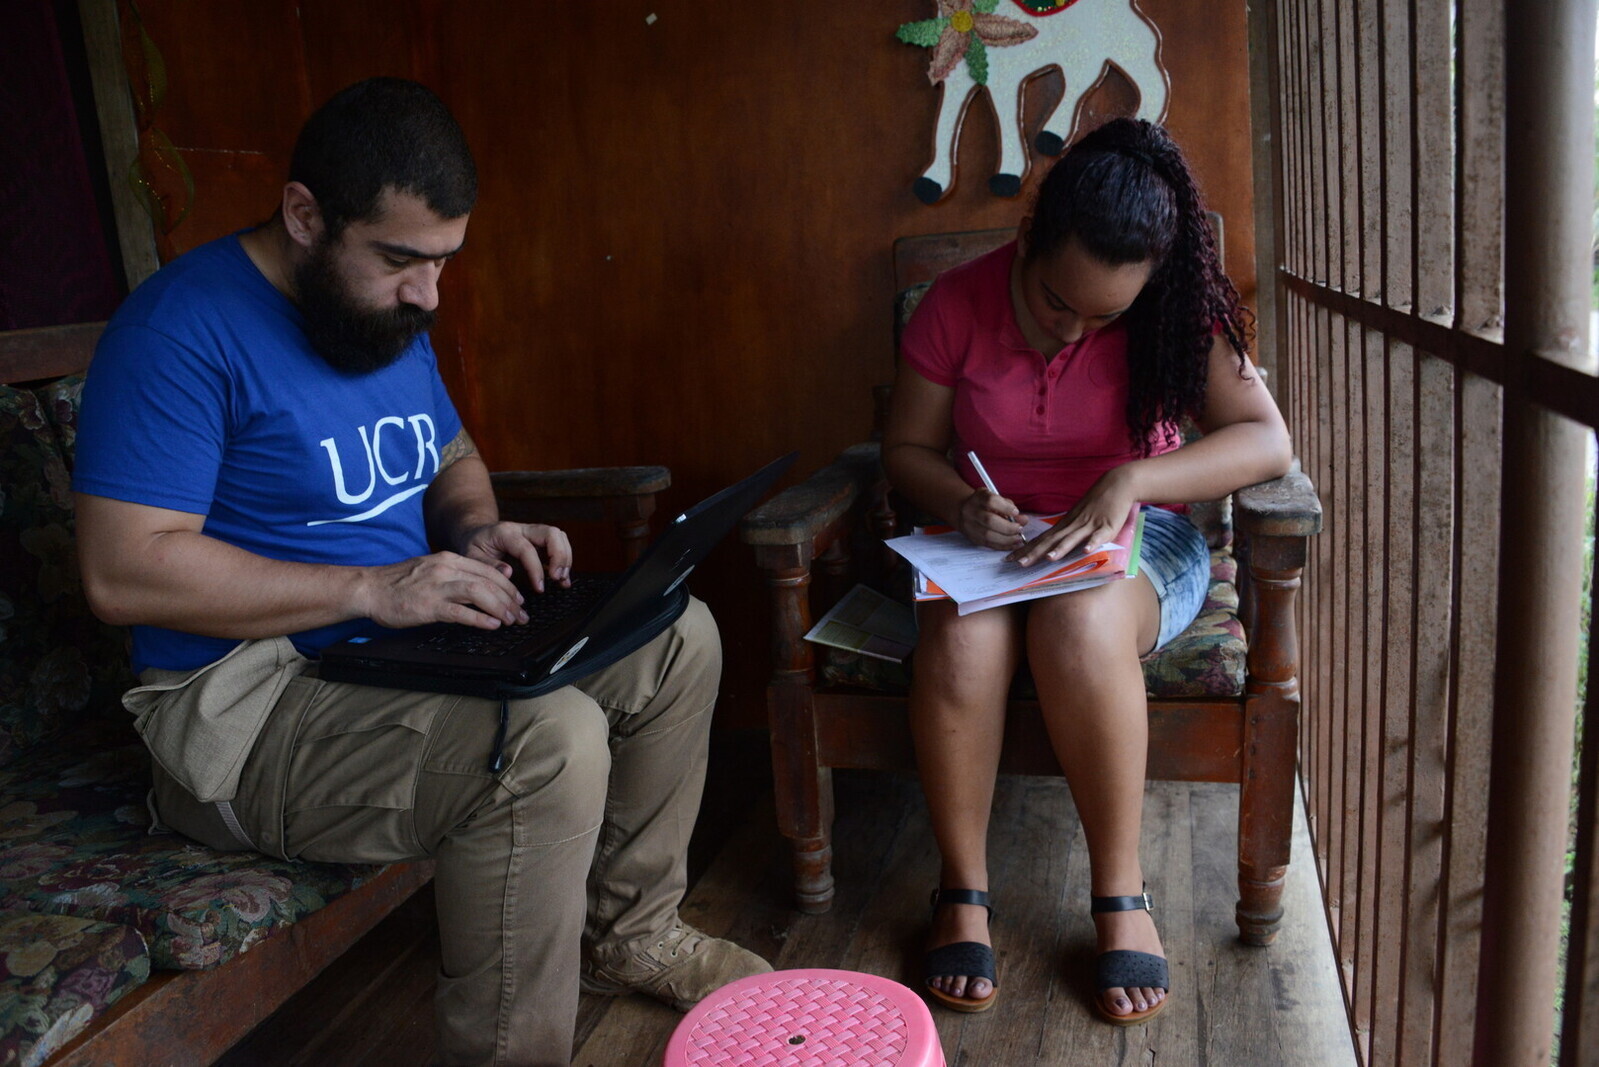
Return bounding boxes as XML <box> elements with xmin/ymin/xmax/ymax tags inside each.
<box><xmin>293</xmin><ymin>240</ymin><xmax>434</xmax><ymax>374</ymax></box>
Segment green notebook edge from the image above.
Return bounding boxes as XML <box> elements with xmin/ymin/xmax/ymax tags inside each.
<box><xmin>1126</xmin><ymin>508</ymin><xmax>1146</xmax><ymax>579</ymax></box>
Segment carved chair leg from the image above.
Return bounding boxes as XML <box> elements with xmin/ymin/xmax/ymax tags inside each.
<box><xmin>772</xmin><ymin>731</ymin><xmax>836</xmax><ymax>913</ymax></box>
<box><xmin>1236</xmin><ymin>680</ymin><xmax>1296</xmax><ymax>944</ymax></box>
<box><xmin>761</xmin><ymin>554</ymin><xmax>838</xmax><ymax>912</ymax></box>
<box><xmin>1236</xmin><ymin>551</ymin><xmax>1305</xmax><ymax>945</ymax></box>
<box><xmin>1237</xmin><ymin>860</ymin><xmax>1288</xmax><ymax>946</ymax></box>
<box><xmin>1237</xmin><ymin>684</ymin><xmax>1296</xmax><ymax>943</ymax></box>
<box><xmin>790</xmin><ymin>822</ymin><xmax>836</xmax><ymax>914</ymax></box>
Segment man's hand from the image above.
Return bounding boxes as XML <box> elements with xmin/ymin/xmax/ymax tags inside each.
<box><xmin>358</xmin><ymin>550</ymin><xmax>533</xmax><ymax>630</ymax></box>
<box><xmin>459</xmin><ymin>521</ymin><xmax>573</xmax><ymax>594</ymax></box>
<box><xmin>424</xmin><ymin>435</ymin><xmax>574</xmax><ymax>596</ymax></box>
<box><xmin>75</xmin><ymin>493</ymin><xmax>550</xmax><ymax>638</ymax></box>
<box><xmin>357</xmin><ymin>522</ymin><xmax>574</xmax><ymax>632</ymax></box>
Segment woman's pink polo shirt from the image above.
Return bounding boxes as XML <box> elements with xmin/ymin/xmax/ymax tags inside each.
<box><xmin>899</xmin><ymin>240</ymin><xmax>1180</xmax><ymax>515</ymax></box>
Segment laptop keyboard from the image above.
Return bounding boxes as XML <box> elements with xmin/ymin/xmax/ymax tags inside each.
<box><xmin>419</xmin><ymin>574</ymin><xmax>614</xmax><ymax>656</ymax></box>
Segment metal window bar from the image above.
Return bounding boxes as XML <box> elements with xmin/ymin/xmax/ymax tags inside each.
<box><xmin>1256</xmin><ymin>0</ymin><xmax>1597</xmax><ymax>1063</ymax></box>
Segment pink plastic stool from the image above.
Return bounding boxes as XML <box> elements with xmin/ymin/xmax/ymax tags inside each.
<box><xmin>662</xmin><ymin>968</ymin><xmax>945</xmax><ymax>1067</ymax></box>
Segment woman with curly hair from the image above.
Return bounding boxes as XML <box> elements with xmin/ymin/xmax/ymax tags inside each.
<box><xmin>883</xmin><ymin>117</ymin><xmax>1291</xmax><ymax>1023</ymax></box>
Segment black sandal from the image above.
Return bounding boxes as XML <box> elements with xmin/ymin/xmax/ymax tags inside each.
<box><xmin>1090</xmin><ymin>887</ymin><xmax>1170</xmax><ymax>1025</ymax></box>
<box><xmin>923</xmin><ymin>888</ymin><xmax>998</xmax><ymax>1013</ymax></box>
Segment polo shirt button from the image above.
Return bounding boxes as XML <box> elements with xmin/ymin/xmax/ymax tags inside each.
<box><xmin>1035</xmin><ymin>406</ymin><xmax>1045</xmax><ymax>415</ymax></box>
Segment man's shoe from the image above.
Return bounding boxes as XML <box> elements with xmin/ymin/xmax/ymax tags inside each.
<box><xmin>580</xmin><ymin>920</ymin><xmax>772</xmax><ymax>1012</ymax></box>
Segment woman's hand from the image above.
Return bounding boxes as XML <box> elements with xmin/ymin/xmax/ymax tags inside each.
<box><xmin>958</xmin><ymin>489</ymin><xmax>1026</xmax><ymax>551</ymax></box>
<box><xmin>1008</xmin><ymin>466</ymin><xmax>1138</xmax><ymax>565</ymax></box>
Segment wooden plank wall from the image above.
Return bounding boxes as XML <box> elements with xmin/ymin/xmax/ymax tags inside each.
<box><xmin>86</xmin><ymin>0</ymin><xmax>1256</xmax><ymax>728</ymax></box>
<box><xmin>1265</xmin><ymin>0</ymin><xmax>1599</xmax><ymax>1063</ymax></box>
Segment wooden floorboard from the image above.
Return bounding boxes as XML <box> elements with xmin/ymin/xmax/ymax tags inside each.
<box><xmin>217</xmin><ymin>746</ymin><xmax>1356</xmax><ymax>1066</ymax></box>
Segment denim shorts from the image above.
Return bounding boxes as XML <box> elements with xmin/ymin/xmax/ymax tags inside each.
<box><xmin>1139</xmin><ymin>505</ymin><xmax>1211</xmax><ymax>650</ymax></box>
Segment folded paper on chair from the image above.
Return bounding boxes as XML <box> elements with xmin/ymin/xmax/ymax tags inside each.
<box><xmin>803</xmin><ymin>584</ymin><xmax>919</xmax><ymax>662</ymax></box>
<box><xmin>887</xmin><ymin>504</ymin><xmax>1144</xmax><ymax>616</ymax></box>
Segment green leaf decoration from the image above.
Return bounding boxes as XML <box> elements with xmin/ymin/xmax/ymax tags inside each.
<box><xmin>896</xmin><ymin>18</ymin><xmax>947</xmax><ymax>47</ymax></box>
<box><xmin>967</xmin><ymin>36</ymin><xmax>989</xmax><ymax>85</ymax></box>
<box><xmin>974</xmin><ymin>0</ymin><xmax>999</xmax><ymax>12</ymax></box>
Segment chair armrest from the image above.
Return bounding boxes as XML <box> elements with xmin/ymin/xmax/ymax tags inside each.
<box><xmin>1232</xmin><ymin>464</ymin><xmax>1319</xmax><ymax>690</ymax></box>
<box><xmin>490</xmin><ymin>466</ymin><xmax>671</xmax><ymax>565</ymax></box>
<box><xmin>490</xmin><ymin>466</ymin><xmax>670</xmax><ymax>501</ymax></box>
<box><xmin>1233</xmin><ymin>466</ymin><xmax>1322</xmax><ymax>540</ymax></box>
<box><xmin>740</xmin><ymin>443</ymin><xmax>880</xmax><ymax>549</ymax></box>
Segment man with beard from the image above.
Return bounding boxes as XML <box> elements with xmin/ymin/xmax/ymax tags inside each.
<box><xmin>71</xmin><ymin>78</ymin><xmax>769</xmax><ymax>1067</ymax></box>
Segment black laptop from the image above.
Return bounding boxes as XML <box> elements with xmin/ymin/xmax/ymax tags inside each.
<box><xmin>319</xmin><ymin>452</ymin><xmax>796</xmax><ymax>700</ymax></box>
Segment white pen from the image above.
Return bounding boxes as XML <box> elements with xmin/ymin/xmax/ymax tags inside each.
<box><xmin>968</xmin><ymin>450</ymin><xmax>1026</xmax><ymax>548</ymax></box>
<box><xmin>966</xmin><ymin>450</ymin><xmax>1001</xmax><ymax>495</ymax></box>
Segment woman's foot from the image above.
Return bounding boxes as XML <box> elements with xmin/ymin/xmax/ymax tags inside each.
<box><xmin>1092</xmin><ymin>896</ymin><xmax>1168</xmax><ymax>1022</ymax></box>
<box><xmin>924</xmin><ymin>889</ymin><xmax>997</xmax><ymax>1012</ymax></box>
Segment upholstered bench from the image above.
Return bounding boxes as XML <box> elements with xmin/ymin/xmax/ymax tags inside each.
<box><xmin>0</xmin><ymin>366</ymin><xmax>435</xmax><ymax>1065</ymax></box>
<box><xmin>0</xmin><ymin>910</ymin><xmax>148</xmax><ymax>1067</ymax></box>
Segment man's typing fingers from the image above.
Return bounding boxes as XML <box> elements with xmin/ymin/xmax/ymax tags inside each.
<box><xmin>465</xmin><ymin>522</ymin><xmax>573</xmax><ymax>592</ymax></box>
<box><xmin>527</xmin><ymin>525</ymin><xmax>572</xmax><ymax>586</ymax></box>
<box><xmin>435</xmin><ymin>557</ymin><xmax>529</xmax><ymax>627</ymax></box>
<box><xmin>365</xmin><ymin>552</ymin><xmax>528</xmax><ymax>628</ymax></box>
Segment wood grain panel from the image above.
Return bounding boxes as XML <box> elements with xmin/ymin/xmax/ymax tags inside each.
<box><xmin>170</xmin><ymin>151</ymin><xmax>281</xmax><ymax>254</ymax></box>
<box><xmin>127</xmin><ymin>0</ymin><xmax>311</xmax><ymax>156</ymax></box>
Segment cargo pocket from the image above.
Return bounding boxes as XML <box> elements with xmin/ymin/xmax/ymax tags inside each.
<box><xmin>278</xmin><ymin>684</ymin><xmax>464</xmax><ymax>861</ymax></box>
<box><xmin>124</xmin><ymin>637</ymin><xmax>309</xmax><ymax>804</ymax></box>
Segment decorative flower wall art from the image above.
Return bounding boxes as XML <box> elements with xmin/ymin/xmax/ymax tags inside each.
<box><xmin>897</xmin><ymin>0</ymin><xmax>1168</xmax><ymax>203</ymax></box>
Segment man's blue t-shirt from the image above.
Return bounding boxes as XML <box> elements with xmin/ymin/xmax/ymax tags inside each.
<box><xmin>73</xmin><ymin>234</ymin><xmax>464</xmax><ymax>673</ymax></box>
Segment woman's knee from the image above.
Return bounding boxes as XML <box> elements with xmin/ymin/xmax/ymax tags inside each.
<box><xmin>919</xmin><ymin>603</ymin><xmax>1020</xmax><ymax>659</ymax></box>
<box><xmin>912</xmin><ymin>604</ymin><xmax>1021</xmax><ymax>704</ymax></box>
<box><xmin>1030</xmin><ymin>583</ymin><xmax>1149</xmax><ymax>650</ymax></box>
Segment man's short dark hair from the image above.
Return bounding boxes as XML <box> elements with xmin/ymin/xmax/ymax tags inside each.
<box><xmin>290</xmin><ymin>77</ymin><xmax>477</xmax><ymax>236</ymax></box>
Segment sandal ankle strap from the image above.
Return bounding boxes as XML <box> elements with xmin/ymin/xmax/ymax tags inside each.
<box><xmin>931</xmin><ymin>888</ymin><xmax>993</xmax><ymax>917</ymax></box>
<box><xmin>1090</xmin><ymin>889</ymin><xmax>1154</xmax><ymax>914</ymax></box>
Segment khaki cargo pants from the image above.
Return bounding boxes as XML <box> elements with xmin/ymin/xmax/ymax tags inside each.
<box><xmin>137</xmin><ymin>598</ymin><xmax>719</xmax><ymax>1067</ymax></box>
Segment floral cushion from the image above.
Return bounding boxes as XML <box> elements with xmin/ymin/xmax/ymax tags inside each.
<box><xmin>0</xmin><ymin>736</ymin><xmax>387</xmax><ymax>971</ymax></box>
<box><xmin>25</xmin><ymin>377</ymin><xmax>134</xmax><ymax>719</ymax></box>
<box><xmin>819</xmin><ymin>547</ymin><xmax>1246</xmax><ymax>699</ymax></box>
<box><xmin>0</xmin><ymin>910</ymin><xmax>148</xmax><ymax>1067</ymax></box>
<box><xmin>29</xmin><ymin>378</ymin><xmax>84</xmax><ymax>475</ymax></box>
<box><xmin>0</xmin><ymin>385</ymin><xmax>135</xmax><ymax>770</ymax></box>
<box><xmin>1138</xmin><ymin>548</ymin><xmax>1245</xmax><ymax>698</ymax></box>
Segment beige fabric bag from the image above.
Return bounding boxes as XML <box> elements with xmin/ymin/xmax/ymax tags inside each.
<box><xmin>123</xmin><ymin>636</ymin><xmax>310</xmax><ymax>803</ymax></box>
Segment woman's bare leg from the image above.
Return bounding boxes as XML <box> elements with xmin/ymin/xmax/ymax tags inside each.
<box><xmin>1027</xmin><ymin>576</ymin><xmax>1167</xmax><ymax>1018</ymax></box>
<box><xmin>910</xmin><ymin>599</ymin><xmax>1024</xmax><ymax>1003</ymax></box>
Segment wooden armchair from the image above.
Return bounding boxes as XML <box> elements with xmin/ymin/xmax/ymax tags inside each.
<box><xmin>491</xmin><ymin>467</ymin><xmax>669</xmax><ymax>565</ymax></box>
<box><xmin>740</xmin><ymin>230</ymin><xmax>1322</xmax><ymax>946</ymax></box>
